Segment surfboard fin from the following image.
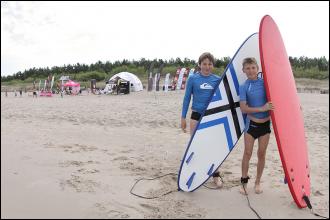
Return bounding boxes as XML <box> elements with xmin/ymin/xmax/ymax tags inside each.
<box><xmin>185</xmin><ymin>152</ymin><xmax>194</xmax><ymax>164</ymax></box>
<box><xmin>207</xmin><ymin>164</ymin><xmax>215</xmax><ymax>176</ymax></box>
<box><xmin>186</xmin><ymin>172</ymin><xmax>196</xmax><ymax>189</ymax></box>
<box><xmin>284</xmin><ymin>177</ymin><xmax>288</xmax><ymax>184</ymax></box>
<box><xmin>302</xmin><ymin>195</ymin><xmax>312</xmax><ymax>209</ymax></box>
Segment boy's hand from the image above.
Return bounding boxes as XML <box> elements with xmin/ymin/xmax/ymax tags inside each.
<box><xmin>262</xmin><ymin>102</ymin><xmax>274</xmax><ymax>112</ymax></box>
<box><xmin>181</xmin><ymin>118</ymin><xmax>187</xmax><ymax>133</ymax></box>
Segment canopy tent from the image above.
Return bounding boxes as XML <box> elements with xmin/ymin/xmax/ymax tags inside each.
<box><xmin>108</xmin><ymin>72</ymin><xmax>143</xmax><ymax>92</ymax></box>
<box><xmin>63</xmin><ymin>80</ymin><xmax>80</xmax><ymax>95</ymax></box>
<box><xmin>64</xmin><ymin>80</ymin><xmax>80</xmax><ymax>87</ymax></box>
<box><xmin>59</xmin><ymin>75</ymin><xmax>70</xmax><ymax>91</ymax></box>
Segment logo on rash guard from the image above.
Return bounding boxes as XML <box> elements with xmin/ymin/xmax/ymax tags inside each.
<box><xmin>200</xmin><ymin>83</ymin><xmax>213</xmax><ymax>89</ymax></box>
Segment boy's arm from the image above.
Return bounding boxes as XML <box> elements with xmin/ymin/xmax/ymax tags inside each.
<box><xmin>181</xmin><ymin>77</ymin><xmax>193</xmax><ymax>119</ymax></box>
<box><xmin>240</xmin><ymin>101</ymin><xmax>273</xmax><ymax>113</ymax></box>
<box><xmin>240</xmin><ymin>101</ymin><xmax>264</xmax><ymax>113</ymax></box>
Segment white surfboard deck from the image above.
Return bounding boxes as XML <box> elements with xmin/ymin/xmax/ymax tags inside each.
<box><xmin>164</xmin><ymin>73</ymin><xmax>170</xmax><ymax>92</ymax></box>
<box><xmin>177</xmin><ymin>68</ymin><xmax>186</xmax><ymax>90</ymax></box>
<box><xmin>188</xmin><ymin>68</ymin><xmax>195</xmax><ymax>78</ymax></box>
<box><xmin>178</xmin><ymin>33</ymin><xmax>262</xmax><ymax>192</ymax></box>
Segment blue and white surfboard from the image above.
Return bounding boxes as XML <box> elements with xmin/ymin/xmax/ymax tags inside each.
<box><xmin>178</xmin><ymin>33</ymin><xmax>262</xmax><ymax>192</ymax></box>
<box><xmin>177</xmin><ymin>68</ymin><xmax>186</xmax><ymax>90</ymax></box>
<box><xmin>164</xmin><ymin>73</ymin><xmax>170</xmax><ymax>92</ymax></box>
<box><xmin>188</xmin><ymin>68</ymin><xmax>195</xmax><ymax>78</ymax></box>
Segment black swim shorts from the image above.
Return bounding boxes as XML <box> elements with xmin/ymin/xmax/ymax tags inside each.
<box><xmin>246</xmin><ymin>120</ymin><xmax>271</xmax><ymax>139</ymax></box>
<box><xmin>191</xmin><ymin>111</ymin><xmax>201</xmax><ymax>121</ymax></box>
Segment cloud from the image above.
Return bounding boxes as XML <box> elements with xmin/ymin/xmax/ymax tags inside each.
<box><xmin>1</xmin><ymin>1</ymin><xmax>329</xmax><ymax>76</ymax></box>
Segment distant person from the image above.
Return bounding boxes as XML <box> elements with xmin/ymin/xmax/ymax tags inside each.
<box><xmin>5</xmin><ymin>89</ymin><xmax>8</xmax><ymax>97</ymax></box>
<box><xmin>33</xmin><ymin>90</ymin><xmax>38</xmax><ymax>98</ymax></box>
<box><xmin>19</xmin><ymin>89</ymin><xmax>22</xmax><ymax>97</ymax></box>
<box><xmin>14</xmin><ymin>90</ymin><xmax>17</xmax><ymax>97</ymax></box>
<box><xmin>117</xmin><ymin>79</ymin><xmax>121</xmax><ymax>95</ymax></box>
<box><xmin>181</xmin><ymin>52</ymin><xmax>223</xmax><ymax>188</ymax></box>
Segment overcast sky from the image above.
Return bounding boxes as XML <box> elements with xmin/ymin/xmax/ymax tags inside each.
<box><xmin>1</xmin><ymin>1</ymin><xmax>329</xmax><ymax>76</ymax></box>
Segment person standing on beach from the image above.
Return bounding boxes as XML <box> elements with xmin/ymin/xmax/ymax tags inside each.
<box><xmin>33</xmin><ymin>89</ymin><xmax>38</xmax><ymax>98</ymax></box>
<box><xmin>19</xmin><ymin>88</ymin><xmax>22</xmax><ymax>97</ymax></box>
<box><xmin>5</xmin><ymin>89</ymin><xmax>8</xmax><ymax>97</ymax></box>
<box><xmin>239</xmin><ymin>57</ymin><xmax>274</xmax><ymax>194</ymax></box>
<box><xmin>181</xmin><ymin>52</ymin><xmax>223</xmax><ymax>188</ymax></box>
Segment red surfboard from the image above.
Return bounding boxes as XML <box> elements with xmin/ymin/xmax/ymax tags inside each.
<box><xmin>259</xmin><ymin>15</ymin><xmax>310</xmax><ymax>208</ymax></box>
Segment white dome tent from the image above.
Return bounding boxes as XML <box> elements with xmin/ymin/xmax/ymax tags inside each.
<box><xmin>109</xmin><ymin>72</ymin><xmax>143</xmax><ymax>92</ymax></box>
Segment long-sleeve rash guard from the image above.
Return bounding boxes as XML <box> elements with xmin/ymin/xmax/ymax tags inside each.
<box><xmin>181</xmin><ymin>73</ymin><xmax>221</xmax><ymax>118</ymax></box>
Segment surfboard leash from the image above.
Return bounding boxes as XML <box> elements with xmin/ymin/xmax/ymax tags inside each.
<box><xmin>130</xmin><ymin>174</ymin><xmax>328</xmax><ymax>219</ymax></box>
<box><xmin>129</xmin><ymin>173</ymin><xmax>178</xmax><ymax>199</ymax></box>
<box><xmin>302</xmin><ymin>195</ymin><xmax>328</xmax><ymax>219</ymax></box>
<box><xmin>241</xmin><ymin>177</ymin><xmax>262</xmax><ymax>219</ymax></box>
<box><xmin>202</xmin><ymin>175</ymin><xmax>225</xmax><ymax>190</ymax></box>
<box><xmin>130</xmin><ymin>172</ymin><xmax>226</xmax><ymax>199</ymax></box>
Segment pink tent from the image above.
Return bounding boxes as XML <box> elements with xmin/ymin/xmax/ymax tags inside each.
<box><xmin>64</xmin><ymin>80</ymin><xmax>80</xmax><ymax>87</ymax></box>
<box><xmin>64</xmin><ymin>80</ymin><xmax>80</xmax><ymax>95</ymax></box>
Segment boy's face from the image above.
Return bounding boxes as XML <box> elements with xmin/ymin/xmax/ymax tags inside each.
<box><xmin>243</xmin><ymin>63</ymin><xmax>259</xmax><ymax>80</ymax></box>
<box><xmin>199</xmin><ymin>58</ymin><xmax>213</xmax><ymax>75</ymax></box>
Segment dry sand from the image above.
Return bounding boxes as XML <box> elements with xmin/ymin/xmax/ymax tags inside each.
<box><xmin>1</xmin><ymin>89</ymin><xmax>329</xmax><ymax>218</ymax></box>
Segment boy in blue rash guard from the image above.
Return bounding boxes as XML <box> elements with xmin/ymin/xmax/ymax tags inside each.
<box><xmin>181</xmin><ymin>52</ymin><xmax>223</xmax><ymax>188</ymax></box>
<box><xmin>239</xmin><ymin>57</ymin><xmax>274</xmax><ymax>195</ymax></box>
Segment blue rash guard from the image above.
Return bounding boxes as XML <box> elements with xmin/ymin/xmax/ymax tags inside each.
<box><xmin>181</xmin><ymin>73</ymin><xmax>221</xmax><ymax>118</ymax></box>
<box><xmin>239</xmin><ymin>78</ymin><xmax>269</xmax><ymax>119</ymax></box>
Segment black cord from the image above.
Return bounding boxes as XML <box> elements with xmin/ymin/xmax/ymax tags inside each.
<box><xmin>202</xmin><ymin>175</ymin><xmax>225</xmax><ymax>190</ymax></box>
<box><xmin>302</xmin><ymin>195</ymin><xmax>328</xmax><ymax>219</ymax></box>
<box><xmin>130</xmin><ymin>173</ymin><xmax>328</xmax><ymax>219</ymax></box>
<box><xmin>130</xmin><ymin>172</ymin><xmax>225</xmax><ymax>199</ymax></box>
<box><xmin>242</xmin><ymin>183</ymin><xmax>262</xmax><ymax>219</ymax></box>
<box><xmin>129</xmin><ymin>173</ymin><xmax>178</xmax><ymax>199</ymax></box>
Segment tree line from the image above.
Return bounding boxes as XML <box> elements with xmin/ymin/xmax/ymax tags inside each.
<box><xmin>1</xmin><ymin>56</ymin><xmax>328</xmax><ymax>82</ymax></box>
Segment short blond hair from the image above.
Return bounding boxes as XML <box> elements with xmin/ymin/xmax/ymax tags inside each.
<box><xmin>242</xmin><ymin>57</ymin><xmax>259</xmax><ymax>68</ymax></box>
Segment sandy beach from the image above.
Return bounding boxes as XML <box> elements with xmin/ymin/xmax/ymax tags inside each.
<box><xmin>1</xmin><ymin>89</ymin><xmax>329</xmax><ymax>219</ymax></box>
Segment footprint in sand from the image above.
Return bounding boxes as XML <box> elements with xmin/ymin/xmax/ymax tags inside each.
<box><xmin>59</xmin><ymin>174</ymin><xmax>101</xmax><ymax>193</ymax></box>
<box><xmin>77</xmin><ymin>168</ymin><xmax>100</xmax><ymax>174</ymax></box>
<box><xmin>119</xmin><ymin>161</ymin><xmax>146</xmax><ymax>173</ymax></box>
<box><xmin>59</xmin><ymin>160</ymin><xmax>84</xmax><ymax>167</ymax></box>
<box><xmin>120</xmin><ymin>149</ymin><xmax>133</xmax><ymax>154</ymax></box>
<box><xmin>313</xmin><ymin>190</ymin><xmax>324</xmax><ymax>196</ymax></box>
<box><xmin>93</xmin><ymin>202</ymin><xmax>133</xmax><ymax>219</ymax></box>
<box><xmin>112</xmin><ymin>156</ymin><xmax>129</xmax><ymax>161</ymax></box>
<box><xmin>140</xmin><ymin>203</ymin><xmax>160</xmax><ymax>212</ymax></box>
<box><xmin>56</xmin><ymin>144</ymin><xmax>98</xmax><ymax>153</ymax></box>
<box><xmin>58</xmin><ymin>160</ymin><xmax>100</xmax><ymax>168</ymax></box>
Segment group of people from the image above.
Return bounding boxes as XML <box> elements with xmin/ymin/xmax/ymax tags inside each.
<box><xmin>5</xmin><ymin>89</ymin><xmax>24</xmax><ymax>97</ymax></box>
<box><xmin>181</xmin><ymin>52</ymin><xmax>274</xmax><ymax>194</ymax></box>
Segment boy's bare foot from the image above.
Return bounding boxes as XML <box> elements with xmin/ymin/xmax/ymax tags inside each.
<box><xmin>213</xmin><ymin>176</ymin><xmax>223</xmax><ymax>188</ymax></box>
<box><xmin>254</xmin><ymin>183</ymin><xmax>263</xmax><ymax>194</ymax></box>
<box><xmin>239</xmin><ymin>184</ymin><xmax>248</xmax><ymax>195</ymax></box>
<box><xmin>212</xmin><ymin>172</ymin><xmax>223</xmax><ymax>188</ymax></box>
<box><xmin>240</xmin><ymin>176</ymin><xmax>250</xmax><ymax>195</ymax></box>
